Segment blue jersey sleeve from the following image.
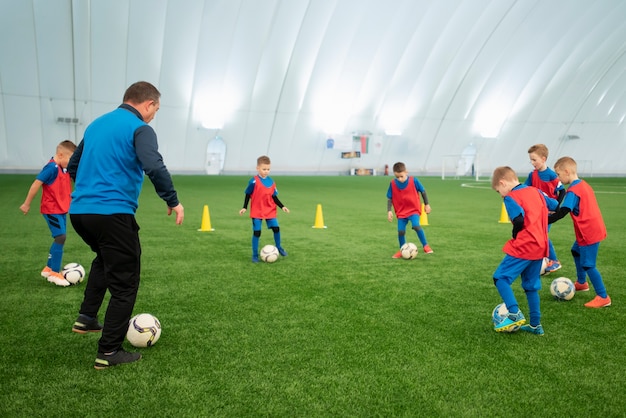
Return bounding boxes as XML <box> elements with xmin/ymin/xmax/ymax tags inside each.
<box><xmin>244</xmin><ymin>177</ymin><xmax>255</xmax><ymax>194</ymax></box>
<box><xmin>413</xmin><ymin>177</ymin><xmax>425</xmax><ymax>193</ymax></box>
<box><xmin>503</xmin><ymin>196</ymin><xmax>524</xmax><ymax>221</ymax></box>
<box><xmin>560</xmin><ymin>191</ymin><xmax>580</xmax><ymax>215</ymax></box>
<box><xmin>386</xmin><ymin>183</ymin><xmax>393</xmax><ymax>199</ymax></box>
<box><xmin>523</xmin><ymin>173</ymin><xmax>533</xmax><ymax>186</ymax></box>
<box><xmin>36</xmin><ymin>161</ymin><xmax>59</xmax><ymax>185</ymax></box>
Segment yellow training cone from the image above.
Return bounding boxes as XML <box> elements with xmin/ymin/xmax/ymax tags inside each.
<box><xmin>420</xmin><ymin>203</ymin><xmax>429</xmax><ymax>226</ymax></box>
<box><xmin>498</xmin><ymin>202</ymin><xmax>509</xmax><ymax>223</ymax></box>
<box><xmin>198</xmin><ymin>205</ymin><xmax>215</xmax><ymax>231</ymax></box>
<box><xmin>312</xmin><ymin>204</ymin><xmax>327</xmax><ymax>229</ymax></box>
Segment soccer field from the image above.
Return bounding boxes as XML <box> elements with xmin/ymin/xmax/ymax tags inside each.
<box><xmin>1</xmin><ymin>174</ymin><xmax>625</xmax><ymax>417</ymax></box>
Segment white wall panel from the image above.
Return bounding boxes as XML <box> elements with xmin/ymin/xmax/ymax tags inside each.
<box><xmin>1</xmin><ymin>0</ymin><xmax>625</xmax><ymax>174</ymax></box>
<box><xmin>89</xmin><ymin>1</ymin><xmax>130</xmax><ymax>103</ymax></box>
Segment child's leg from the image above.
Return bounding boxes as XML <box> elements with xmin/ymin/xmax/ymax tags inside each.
<box><xmin>520</xmin><ymin>259</ymin><xmax>542</xmax><ymax>326</ymax></box>
<box><xmin>44</xmin><ymin>214</ymin><xmax>67</xmax><ymax>272</ymax></box>
<box><xmin>252</xmin><ymin>219</ymin><xmax>262</xmax><ymax>256</ymax></box>
<box><xmin>252</xmin><ymin>231</ymin><xmax>260</xmax><ymax>255</ymax></box>
<box><xmin>267</xmin><ymin>219</ymin><xmax>281</xmax><ymax>247</ymax></box>
<box><xmin>580</xmin><ymin>243</ymin><xmax>608</xmax><ymax>298</ymax></box>
<box><xmin>571</xmin><ymin>243</ymin><xmax>586</xmax><ymax>284</ymax></box>
<box><xmin>49</xmin><ymin>237</ymin><xmax>65</xmax><ymax>272</ymax></box>
<box><xmin>397</xmin><ymin>218</ymin><xmax>408</xmax><ymax>247</ymax></box>
<box><xmin>268</xmin><ymin>219</ymin><xmax>287</xmax><ymax>255</ymax></box>
<box><xmin>494</xmin><ymin>279</ymin><xmax>518</xmax><ymax>313</ymax></box>
<box><xmin>525</xmin><ymin>290</ymin><xmax>541</xmax><ymax>327</ymax></box>
<box><xmin>548</xmin><ymin>239</ymin><xmax>557</xmax><ymax>261</ymax></box>
<box><xmin>412</xmin><ymin>226</ymin><xmax>427</xmax><ymax>247</ymax></box>
<box><xmin>547</xmin><ymin>224</ymin><xmax>558</xmax><ymax>261</ymax></box>
<box><xmin>493</xmin><ymin>255</ymin><xmax>525</xmax><ymax>314</ymax></box>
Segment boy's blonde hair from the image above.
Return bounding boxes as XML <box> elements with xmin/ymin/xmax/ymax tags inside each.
<box><xmin>257</xmin><ymin>155</ymin><xmax>271</xmax><ymax>165</ymax></box>
<box><xmin>491</xmin><ymin>166</ymin><xmax>518</xmax><ymax>188</ymax></box>
<box><xmin>393</xmin><ymin>162</ymin><xmax>406</xmax><ymax>173</ymax></box>
<box><xmin>527</xmin><ymin>144</ymin><xmax>548</xmax><ymax>159</ymax></box>
<box><xmin>57</xmin><ymin>140</ymin><xmax>77</xmax><ymax>153</ymax></box>
<box><xmin>553</xmin><ymin>156</ymin><xmax>577</xmax><ymax>173</ymax></box>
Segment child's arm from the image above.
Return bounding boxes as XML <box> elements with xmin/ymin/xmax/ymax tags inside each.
<box><xmin>19</xmin><ymin>179</ymin><xmax>43</xmax><ymax>214</ymax></box>
<box><xmin>548</xmin><ymin>191</ymin><xmax>576</xmax><ymax>224</ymax></box>
<box><xmin>420</xmin><ymin>190</ymin><xmax>431</xmax><ymax>214</ymax></box>
<box><xmin>272</xmin><ymin>196</ymin><xmax>289</xmax><ymax>213</ymax></box>
<box><xmin>387</xmin><ymin>199</ymin><xmax>394</xmax><ymax>222</ymax></box>
<box><xmin>239</xmin><ymin>194</ymin><xmax>251</xmax><ymax>215</ymax></box>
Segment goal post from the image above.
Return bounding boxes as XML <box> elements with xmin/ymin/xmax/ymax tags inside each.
<box><xmin>441</xmin><ymin>154</ymin><xmax>480</xmax><ymax>180</ymax></box>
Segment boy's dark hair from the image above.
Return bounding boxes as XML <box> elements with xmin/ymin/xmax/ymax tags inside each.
<box><xmin>123</xmin><ymin>81</ymin><xmax>161</xmax><ymax>104</ymax></box>
<box><xmin>257</xmin><ymin>155</ymin><xmax>271</xmax><ymax>165</ymax></box>
<box><xmin>58</xmin><ymin>140</ymin><xmax>77</xmax><ymax>153</ymax></box>
<box><xmin>393</xmin><ymin>162</ymin><xmax>406</xmax><ymax>173</ymax></box>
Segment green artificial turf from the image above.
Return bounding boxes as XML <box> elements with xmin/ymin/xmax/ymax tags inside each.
<box><xmin>1</xmin><ymin>174</ymin><xmax>625</xmax><ymax>417</ymax></box>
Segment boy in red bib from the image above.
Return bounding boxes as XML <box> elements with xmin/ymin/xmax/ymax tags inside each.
<box><xmin>387</xmin><ymin>162</ymin><xmax>433</xmax><ymax>258</ymax></box>
<box><xmin>20</xmin><ymin>140</ymin><xmax>77</xmax><ymax>286</ymax></box>
<box><xmin>491</xmin><ymin>166</ymin><xmax>557</xmax><ymax>335</ymax></box>
<box><xmin>239</xmin><ymin>156</ymin><xmax>290</xmax><ymax>263</ymax></box>
<box><xmin>548</xmin><ymin>157</ymin><xmax>611</xmax><ymax>308</ymax></box>
<box><xmin>524</xmin><ymin>144</ymin><xmax>565</xmax><ymax>274</ymax></box>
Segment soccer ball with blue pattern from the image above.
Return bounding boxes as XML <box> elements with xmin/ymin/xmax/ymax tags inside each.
<box><xmin>492</xmin><ymin>303</ymin><xmax>510</xmax><ymax>328</ymax></box>
<box><xmin>550</xmin><ymin>277</ymin><xmax>575</xmax><ymax>301</ymax></box>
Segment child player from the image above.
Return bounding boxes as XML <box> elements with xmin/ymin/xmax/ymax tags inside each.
<box><xmin>20</xmin><ymin>140</ymin><xmax>77</xmax><ymax>286</ymax></box>
<box><xmin>491</xmin><ymin>166</ymin><xmax>558</xmax><ymax>335</ymax></box>
<box><xmin>548</xmin><ymin>157</ymin><xmax>611</xmax><ymax>308</ymax></box>
<box><xmin>239</xmin><ymin>155</ymin><xmax>290</xmax><ymax>263</ymax></box>
<box><xmin>387</xmin><ymin>162</ymin><xmax>433</xmax><ymax>258</ymax></box>
<box><xmin>524</xmin><ymin>144</ymin><xmax>565</xmax><ymax>274</ymax></box>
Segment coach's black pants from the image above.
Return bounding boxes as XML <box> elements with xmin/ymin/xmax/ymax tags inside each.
<box><xmin>70</xmin><ymin>214</ymin><xmax>141</xmax><ymax>353</ymax></box>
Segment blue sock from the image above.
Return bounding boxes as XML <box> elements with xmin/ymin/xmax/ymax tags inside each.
<box><xmin>573</xmin><ymin>255</ymin><xmax>586</xmax><ymax>283</ymax></box>
<box><xmin>416</xmin><ymin>229</ymin><xmax>427</xmax><ymax>246</ymax></box>
<box><xmin>49</xmin><ymin>242</ymin><xmax>63</xmax><ymax>272</ymax></box>
<box><xmin>398</xmin><ymin>235</ymin><xmax>406</xmax><ymax>248</ymax></box>
<box><xmin>586</xmin><ymin>268</ymin><xmax>607</xmax><ymax>298</ymax></box>
<box><xmin>273</xmin><ymin>231</ymin><xmax>282</xmax><ymax>249</ymax></box>
<box><xmin>526</xmin><ymin>290</ymin><xmax>541</xmax><ymax>326</ymax></box>
<box><xmin>252</xmin><ymin>234</ymin><xmax>260</xmax><ymax>256</ymax></box>
<box><xmin>495</xmin><ymin>279</ymin><xmax>519</xmax><ymax>314</ymax></box>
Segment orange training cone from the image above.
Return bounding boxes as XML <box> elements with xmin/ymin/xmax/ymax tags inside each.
<box><xmin>498</xmin><ymin>202</ymin><xmax>509</xmax><ymax>223</ymax></box>
<box><xmin>420</xmin><ymin>203</ymin><xmax>429</xmax><ymax>226</ymax></box>
<box><xmin>312</xmin><ymin>204</ymin><xmax>327</xmax><ymax>229</ymax></box>
<box><xmin>198</xmin><ymin>205</ymin><xmax>215</xmax><ymax>231</ymax></box>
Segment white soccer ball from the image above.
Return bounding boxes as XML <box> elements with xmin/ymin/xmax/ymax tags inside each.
<box><xmin>62</xmin><ymin>263</ymin><xmax>85</xmax><ymax>285</ymax></box>
<box><xmin>550</xmin><ymin>277</ymin><xmax>575</xmax><ymax>301</ymax></box>
<box><xmin>540</xmin><ymin>257</ymin><xmax>549</xmax><ymax>275</ymax></box>
<box><xmin>491</xmin><ymin>303</ymin><xmax>519</xmax><ymax>332</ymax></box>
<box><xmin>260</xmin><ymin>244</ymin><xmax>279</xmax><ymax>263</ymax></box>
<box><xmin>400</xmin><ymin>242</ymin><xmax>418</xmax><ymax>259</ymax></box>
<box><xmin>127</xmin><ymin>313</ymin><xmax>161</xmax><ymax>347</ymax></box>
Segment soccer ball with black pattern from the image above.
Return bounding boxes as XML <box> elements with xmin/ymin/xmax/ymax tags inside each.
<box><xmin>260</xmin><ymin>244</ymin><xmax>279</xmax><ymax>263</ymax></box>
<box><xmin>126</xmin><ymin>313</ymin><xmax>161</xmax><ymax>347</ymax></box>
<box><xmin>400</xmin><ymin>242</ymin><xmax>418</xmax><ymax>259</ymax></box>
<box><xmin>62</xmin><ymin>263</ymin><xmax>85</xmax><ymax>285</ymax></box>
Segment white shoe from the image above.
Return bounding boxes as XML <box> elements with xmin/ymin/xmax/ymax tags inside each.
<box><xmin>47</xmin><ymin>272</ymin><xmax>70</xmax><ymax>287</ymax></box>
